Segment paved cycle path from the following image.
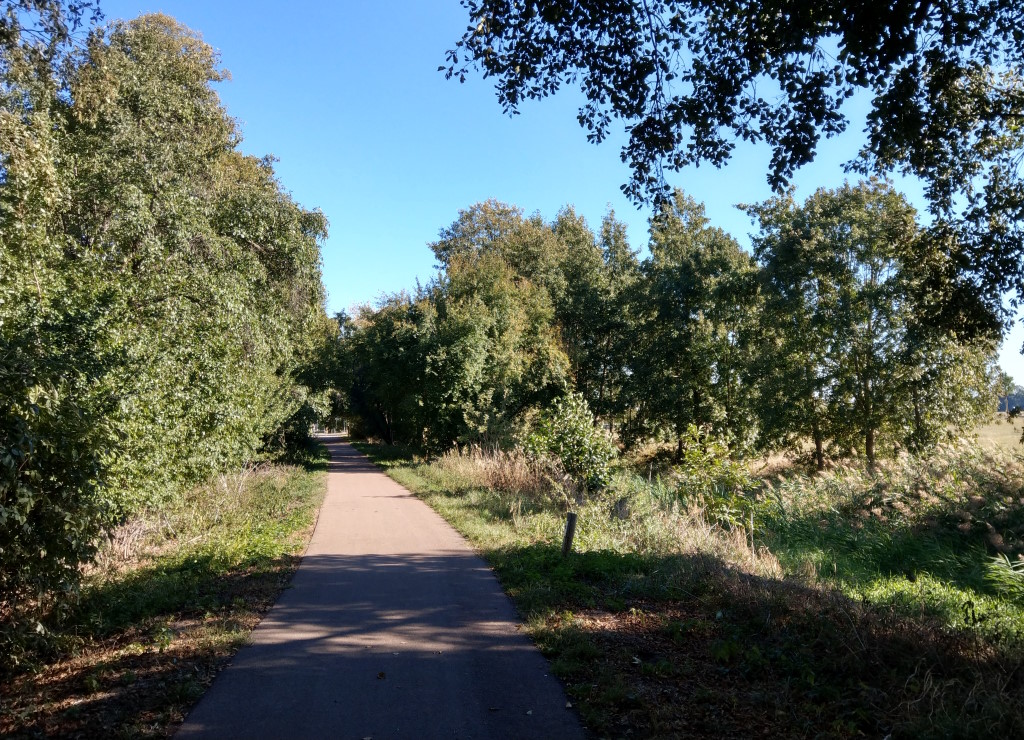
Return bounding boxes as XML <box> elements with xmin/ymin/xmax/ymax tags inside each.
<box><xmin>177</xmin><ymin>436</ymin><xmax>586</xmax><ymax>740</ymax></box>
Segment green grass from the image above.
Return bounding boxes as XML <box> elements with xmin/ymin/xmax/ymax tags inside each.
<box><xmin>762</xmin><ymin>446</ymin><xmax>1024</xmax><ymax>642</ymax></box>
<box><xmin>1</xmin><ymin>447</ymin><xmax>328</xmax><ymax>739</ymax></box>
<box><xmin>355</xmin><ymin>440</ymin><xmax>1024</xmax><ymax>738</ymax></box>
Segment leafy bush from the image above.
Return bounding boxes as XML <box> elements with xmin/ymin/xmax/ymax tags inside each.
<box><xmin>525</xmin><ymin>392</ymin><xmax>617</xmax><ymax>493</ymax></box>
<box><xmin>670</xmin><ymin>425</ymin><xmax>767</xmax><ymax>529</ymax></box>
<box><xmin>0</xmin><ymin>357</ymin><xmax>110</xmax><ymax>669</ymax></box>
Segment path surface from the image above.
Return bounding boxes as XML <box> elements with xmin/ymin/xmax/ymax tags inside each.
<box><xmin>177</xmin><ymin>437</ymin><xmax>586</xmax><ymax>740</ymax></box>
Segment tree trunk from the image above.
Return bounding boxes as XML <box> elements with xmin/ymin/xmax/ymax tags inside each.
<box><xmin>912</xmin><ymin>384</ymin><xmax>923</xmax><ymax>451</ymax></box>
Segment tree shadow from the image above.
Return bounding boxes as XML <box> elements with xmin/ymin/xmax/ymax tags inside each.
<box><xmin>2</xmin><ymin>553</ymin><xmax>301</xmax><ymax>739</ymax></box>
<box><xmin>480</xmin><ymin>541</ymin><xmax>1024</xmax><ymax>737</ymax></box>
<box><xmin>174</xmin><ymin>551</ymin><xmax>585</xmax><ymax>739</ymax></box>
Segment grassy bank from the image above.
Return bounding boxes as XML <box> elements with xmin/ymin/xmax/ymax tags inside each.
<box><xmin>355</xmin><ymin>441</ymin><xmax>1024</xmax><ymax>738</ymax></box>
<box><xmin>0</xmin><ymin>449</ymin><xmax>328</xmax><ymax>739</ymax></box>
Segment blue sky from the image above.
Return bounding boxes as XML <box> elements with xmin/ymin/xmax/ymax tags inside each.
<box><xmin>98</xmin><ymin>0</ymin><xmax>1024</xmax><ymax>381</ymax></box>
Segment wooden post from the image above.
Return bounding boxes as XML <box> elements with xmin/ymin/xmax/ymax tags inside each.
<box><xmin>561</xmin><ymin>512</ymin><xmax>578</xmax><ymax>557</ymax></box>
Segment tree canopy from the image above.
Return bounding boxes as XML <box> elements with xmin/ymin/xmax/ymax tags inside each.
<box><xmin>1</xmin><ymin>10</ymin><xmax>333</xmax><ymax>643</ymax></box>
<box><xmin>337</xmin><ymin>185</ymin><xmax>998</xmax><ymax>469</ymax></box>
<box><xmin>446</xmin><ymin>0</ymin><xmax>1024</xmax><ymax>322</ymax></box>
<box><xmin>746</xmin><ymin>181</ymin><xmax>997</xmax><ymax>466</ymax></box>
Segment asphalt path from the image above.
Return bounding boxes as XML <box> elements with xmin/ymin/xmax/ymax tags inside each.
<box><xmin>177</xmin><ymin>436</ymin><xmax>586</xmax><ymax>740</ymax></box>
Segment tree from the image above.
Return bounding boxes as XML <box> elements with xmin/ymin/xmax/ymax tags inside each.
<box><xmin>426</xmin><ymin>245</ymin><xmax>569</xmax><ymax>447</ymax></box>
<box><xmin>997</xmin><ymin>369</ymin><xmax>1016</xmax><ymax>413</ymax></box>
<box><xmin>745</xmin><ymin>194</ymin><xmax>836</xmax><ymax>469</ymax></box>
<box><xmin>430</xmin><ymin>198</ymin><xmax>568</xmax><ymax>300</ymax></box>
<box><xmin>628</xmin><ymin>190</ymin><xmax>756</xmax><ymax>451</ymax></box>
<box><xmin>61</xmin><ymin>14</ymin><xmax>329</xmax><ymax>511</ymax></box>
<box><xmin>550</xmin><ymin>207</ymin><xmax>639</xmax><ymax>425</ymax></box>
<box><xmin>746</xmin><ymin>181</ymin><xmax>996</xmax><ymax>465</ymax></box>
<box><xmin>340</xmin><ymin>234</ymin><xmax>570</xmax><ymax>451</ymax></box>
<box><xmin>1</xmin><ymin>1</ymin><xmax>101</xmax><ymax>65</ymax></box>
<box><xmin>2</xmin><ymin>12</ymin><xmax>330</xmax><ymax>648</ymax></box>
<box><xmin>345</xmin><ymin>295</ymin><xmax>431</xmax><ymax>445</ymax></box>
<box><xmin>446</xmin><ymin>1</ymin><xmax>1024</xmax><ymax>323</ymax></box>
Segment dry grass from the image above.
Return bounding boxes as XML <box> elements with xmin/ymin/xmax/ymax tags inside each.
<box><xmin>431</xmin><ymin>445</ymin><xmax>564</xmax><ymax>503</ymax></box>
<box><xmin>383</xmin><ymin>443</ymin><xmax>783</xmax><ymax>586</ymax></box>
<box><xmin>978</xmin><ymin>413</ymin><xmax>1024</xmax><ymax>452</ymax></box>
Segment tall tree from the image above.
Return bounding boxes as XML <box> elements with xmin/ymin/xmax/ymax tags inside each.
<box><xmin>342</xmin><ymin>209</ymin><xmax>571</xmax><ymax>451</ymax></box>
<box><xmin>346</xmin><ymin>295</ymin><xmax>431</xmax><ymax>445</ymax></box>
<box><xmin>427</xmin><ymin>250</ymin><xmax>568</xmax><ymax>446</ymax></box>
<box><xmin>746</xmin><ymin>181</ymin><xmax>996</xmax><ymax>465</ymax></box>
<box><xmin>62</xmin><ymin>14</ymin><xmax>329</xmax><ymax>510</ymax></box>
<box><xmin>551</xmin><ymin>206</ymin><xmax>604</xmax><ymax>400</ymax></box>
<box><xmin>550</xmin><ymin>207</ymin><xmax>639</xmax><ymax>425</ymax></box>
<box><xmin>1</xmin><ymin>12</ymin><xmax>330</xmax><ymax>638</ymax></box>
<box><xmin>745</xmin><ymin>193</ymin><xmax>836</xmax><ymax>468</ymax></box>
<box><xmin>430</xmin><ymin>198</ymin><xmax>568</xmax><ymax>300</ymax></box>
<box><xmin>629</xmin><ymin>190</ymin><xmax>756</xmax><ymax>451</ymax></box>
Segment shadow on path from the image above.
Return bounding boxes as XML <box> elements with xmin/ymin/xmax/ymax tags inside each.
<box><xmin>177</xmin><ymin>440</ymin><xmax>585</xmax><ymax>740</ymax></box>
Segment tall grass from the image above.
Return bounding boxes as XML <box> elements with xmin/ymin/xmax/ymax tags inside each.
<box><xmin>747</xmin><ymin>443</ymin><xmax>1024</xmax><ymax>648</ymax></box>
<box><xmin>388</xmin><ymin>444</ymin><xmax>782</xmax><ymax>580</ymax></box>
<box><xmin>375</xmin><ymin>439</ymin><xmax>1024</xmax><ymax>640</ymax></box>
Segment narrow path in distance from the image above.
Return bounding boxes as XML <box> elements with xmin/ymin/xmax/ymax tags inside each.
<box><xmin>177</xmin><ymin>436</ymin><xmax>586</xmax><ymax>740</ymax></box>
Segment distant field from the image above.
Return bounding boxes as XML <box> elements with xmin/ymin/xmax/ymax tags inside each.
<box><xmin>977</xmin><ymin>413</ymin><xmax>1024</xmax><ymax>450</ymax></box>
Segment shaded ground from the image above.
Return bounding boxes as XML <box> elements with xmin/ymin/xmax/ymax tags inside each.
<box><xmin>0</xmin><ymin>556</ymin><xmax>303</xmax><ymax>739</ymax></box>
<box><xmin>0</xmin><ymin>461</ymin><xmax>325</xmax><ymax>739</ymax></box>
<box><xmin>519</xmin><ymin>547</ymin><xmax>1023</xmax><ymax>738</ymax></box>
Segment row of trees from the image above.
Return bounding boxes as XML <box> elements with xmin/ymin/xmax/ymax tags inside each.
<box><xmin>447</xmin><ymin>1</ymin><xmax>1024</xmax><ymax>338</ymax></box>
<box><xmin>340</xmin><ymin>182</ymin><xmax>998</xmax><ymax>468</ymax></box>
<box><xmin>1</xmin><ymin>11</ymin><xmax>334</xmax><ymax>639</ymax></box>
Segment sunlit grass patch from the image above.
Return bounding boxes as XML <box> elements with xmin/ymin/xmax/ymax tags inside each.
<box><xmin>977</xmin><ymin>413</ymin><xmax>1024</xmax><ymax>452</ymax></box>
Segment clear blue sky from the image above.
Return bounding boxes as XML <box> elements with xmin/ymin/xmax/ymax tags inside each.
<box><xmin>98</xmin><ymin>0</ymin><xmax>1024</xmax><ymax>381</ymax></box>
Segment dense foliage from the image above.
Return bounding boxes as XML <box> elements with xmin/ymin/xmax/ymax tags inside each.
<box><xmin>525</xmin><ymin>392</ymin><xmax>616</xmax><ymax>492</ymax></box>
<box><xmin>339</xmin><ymin>182</ymin><xmax>999</xmax><ymax>471</ymax></box>
<box><xmin>747</xmin><ymin>181</ymin><xmax>998</xmax><ymax>466</ymax></box>
<box><xmin>1</xmin><ymin>10</ymin><xmax>332</xmax><ymax>650</ymax></box>
<box><xmin>446</xmin><ymin>1</ymin><xmax>1024</xmax><ymax>335</ymax></box>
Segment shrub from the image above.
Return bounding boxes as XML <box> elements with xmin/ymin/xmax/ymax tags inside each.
<box><xmin>525</xmin><ymin>393</ymin><xmax>617</xmax><ymax>494</ymax></box>
<box><xmin>670</xmin><ymin>424</ymin><xmax>767</xmax><ymax>530</ymax></box>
